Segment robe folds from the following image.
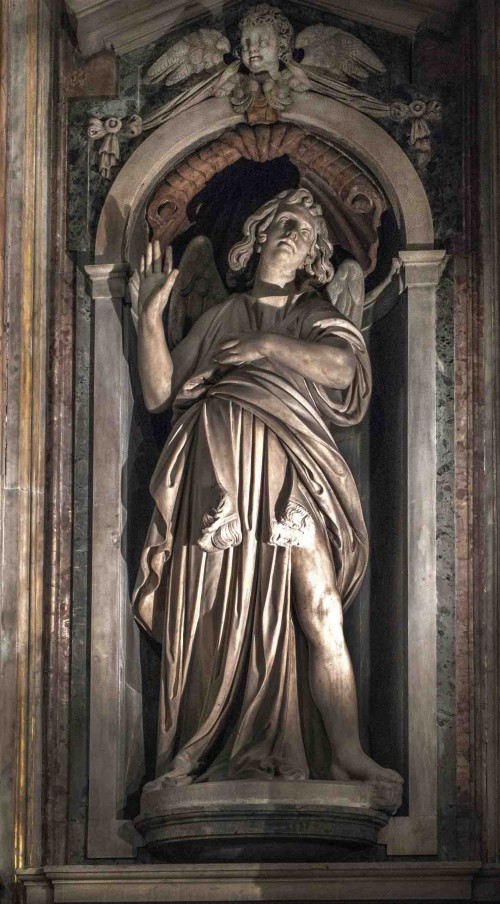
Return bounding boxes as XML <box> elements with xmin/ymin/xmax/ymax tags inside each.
<box><xmin>133</xmin><ymin>289</ymin><xmax>372</xmax><ymax>783</ymax></box>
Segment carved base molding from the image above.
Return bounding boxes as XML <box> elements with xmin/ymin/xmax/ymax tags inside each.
<box><xmin>17</xmin><ymin>862</ymin><xmax>487</xmax><ymax>903</ymax></box>
<box><xmin>136</xmin><ymin>780</ymin><xmax>395</xmax><ymax>862</ymax></box>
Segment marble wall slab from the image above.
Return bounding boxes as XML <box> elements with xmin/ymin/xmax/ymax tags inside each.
<box><xmin>66</xmin><ymin>1</ymin><xmax>462</xmax><ymax>862</ymax></box>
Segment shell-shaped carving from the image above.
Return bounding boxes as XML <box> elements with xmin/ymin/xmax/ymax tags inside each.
<box><xmin>147</xmin><ymin>124</ymin><xmax>387</xmax><ymax>274</ymax></box>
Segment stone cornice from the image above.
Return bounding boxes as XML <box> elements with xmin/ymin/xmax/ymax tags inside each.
<box><xmin>18</xmin><ymin>861</ymin><xmax>485</xmax><ymax>903</ymax></box>
<box><xmin>65</xmin><ymin>0</ymin><xmax>461</xmax><ymax>57</ymax></box>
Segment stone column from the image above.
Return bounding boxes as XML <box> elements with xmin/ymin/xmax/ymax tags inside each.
<box><xmin>379</xmin><ymin>249</ymin><xmax>446</xmax><ymax>855</ymax></box>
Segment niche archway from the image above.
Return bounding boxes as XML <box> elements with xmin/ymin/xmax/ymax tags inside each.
<box><xmin>95</xmin><ymin>96</ymin><xmax>433</xmax><ymax>262</ymax></box>
<box><xmin>146</xmin><ymin>123</ymin><xmax>387</xmax><ymax>275</ymax></box>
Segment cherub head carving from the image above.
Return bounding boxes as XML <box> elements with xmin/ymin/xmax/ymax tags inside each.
<box><xmin>238</xmin><ymin>4</ymin><xmax>294</xmax><ymax>79</ymax></box>
<box><xmin>143</xmin><ymin>5</ymin><xmax>388</xmax><ymax>124</ymax></box>
<box><xmin>229</xmin><ymin>188</ymin><xmax>334</xmax><ymax>286</ymax></box>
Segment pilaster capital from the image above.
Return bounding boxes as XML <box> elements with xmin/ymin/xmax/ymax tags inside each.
<box><xmin>85</xmin><ymin>262</ymin><xmax>130</xmax><ymax>300</ymax></box>
<box><xmin>398</xmin><ymin>250</ymin><xmax>447</xmax><ymax>289</ymax></box>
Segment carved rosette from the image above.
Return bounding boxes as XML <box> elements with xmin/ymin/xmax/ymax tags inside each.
<box><xmin>88</xmin><ymin>114</ymin><xmax>143</xmax><ymax>179</ymax></box>
<box><xmin>390</xmin><ymin>99</ymin><xmax>442</xmax><ymax>170</ymax></box>
<box><xmin>147</xmin><ymin>124</ymin><xmax>387</xmax><ymax>274</ymax></box>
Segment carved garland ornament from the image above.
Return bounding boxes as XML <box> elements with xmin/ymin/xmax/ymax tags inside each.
<box><xmin>147</xmin><ymin>124</ymin><xmax>387</xmax><ymax>274</ymax></box>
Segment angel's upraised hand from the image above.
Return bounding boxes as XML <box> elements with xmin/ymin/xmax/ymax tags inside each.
<box><xmin>137</xmin><ymin>240</ymin><xmax>178</xmax><ymax>320</ymax></box>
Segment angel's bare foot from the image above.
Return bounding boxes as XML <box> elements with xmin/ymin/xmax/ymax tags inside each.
<box><xmin>329</xmin><ymin>762</ymin><xmax>350</xmax><ymax>781</ymax></box>
<box><xmin>334</xmin><ymin>745</ymin><xmax>403</xmax><ymax>785</ymax></box>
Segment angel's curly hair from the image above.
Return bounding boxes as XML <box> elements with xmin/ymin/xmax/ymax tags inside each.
<box><xmin>228</xmin><ymin>188</ymin><xmax>334</xmax><ymax>287</ymax></box>
<box><xmin>238</xmin><ymin>4</ymin><xmax>294</xmax><ymax>63</ymax></box>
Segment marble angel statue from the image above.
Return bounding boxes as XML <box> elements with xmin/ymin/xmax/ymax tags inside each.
<box><xmin>142</xmin><ymin>3</ymin><xmax>392</xmax><ymax>131</ymax></box>
<box><xmin>129</xmin><ymin>186</ymin><xmax>403</xmax><ymax>800</ymax></box>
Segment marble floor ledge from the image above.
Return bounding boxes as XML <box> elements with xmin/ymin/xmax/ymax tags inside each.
<box><xmin>16</xmin><ymin>860</ymin><xmax>500</xmax><ymax>904</ymax></box>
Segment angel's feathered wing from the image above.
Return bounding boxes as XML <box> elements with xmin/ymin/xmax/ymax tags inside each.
<box><xmin>144</xmin><ymin>28</ymin><xmax>230</xmax><ymax>86</ymax></box>
<box><xmin>142</xmin><ymin>61</ymin><xmax>240</xmax><ymax>132</ymax></box>
<box><xmin>167</xmin><ymin>236</ymin><xmax>228</xmax><ymax>349</ymax></box>
<box><xmin>326</xmin><ymin>259</ymin><xmax>365</xmax><ymax>329</ymax></box>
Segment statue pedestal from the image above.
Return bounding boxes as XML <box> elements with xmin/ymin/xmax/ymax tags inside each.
<box><xmin>136</xmin><ymin>780</ymin><xmax>400</xmax><ymax>862</ymax></box>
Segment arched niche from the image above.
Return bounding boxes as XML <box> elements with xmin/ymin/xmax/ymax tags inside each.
<box><xmin>145</xmin><ymin>123</ymin><xmax>387</xmax><ymax>277</ymax></box>
<box><xmin>86</xmin><ymin>94</ymin><xmax>445</xmax><ymax>861</ymax></box>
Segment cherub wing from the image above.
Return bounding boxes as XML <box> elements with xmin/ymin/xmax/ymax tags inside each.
<box><xmin>142</xmin><ymin>61</ymin><xmax>241</xmax><ymax>132</ymax></box>
<box><xmin>144</xmin><ymin>28</ymin><xmax>230</xmax><ymax>86</ymax></box>
<box><xmin>167</xmin><ymin>236</ymin><xmax>228</xmax><ymax>349</ymax></box>
<box><xmin>326</xmin><ymin>259</ymin><xmax>365</xmax><ymax>329</ymax></box>
<box><xmin>296</xmin><ymin>24</ymin><xmax>385</xmax><ymax>82</ymax></box>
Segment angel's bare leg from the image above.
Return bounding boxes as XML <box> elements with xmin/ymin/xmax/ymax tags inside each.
<box><xmin>291</xmin><ymin>524</ymin><xmax>403</xmax><ymax>785</ymax></box>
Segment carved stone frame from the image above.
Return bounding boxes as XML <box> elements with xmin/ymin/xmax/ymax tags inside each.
<box><xmin>86</xmin><ymin>95</ymin><xmax>444</xmax><ymax>858</ymax></box>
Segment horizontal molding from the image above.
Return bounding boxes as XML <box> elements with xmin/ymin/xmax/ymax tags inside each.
<box><xmin>65</xmin><ymin>0</ymin><xmax>462</xmax><ymax>57</ymax></box>
<box><xmin>18</xmin><ymin>861</ymin><xmax>482</xmax><ymax>903</ymax></box>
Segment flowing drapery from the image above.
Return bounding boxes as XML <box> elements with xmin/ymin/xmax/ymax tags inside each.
<box><xmin>133</xmin><ymin>291</ymin><xmax>371</xmax><ymax>782</ymax></box>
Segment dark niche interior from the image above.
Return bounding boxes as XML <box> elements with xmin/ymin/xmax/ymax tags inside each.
<box><xmin>172</xmin><ymin>156</ymin><xmax>301</xmax><ymax>280</ymax></box>
<box><xmin>125</xmin><ymin>154</ymin><xmax>407</xmax><ymax>810</ymax></box>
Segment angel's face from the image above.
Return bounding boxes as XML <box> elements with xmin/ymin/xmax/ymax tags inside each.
<box><xmin>260</xmin><ymin>204</ymin><xmax>317</xmax><ymax>278</ymax></box>
<box><xmin>240</xmin><ymin>24</ymin><xmax>280</xmax><ymax>78</ymax></box>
